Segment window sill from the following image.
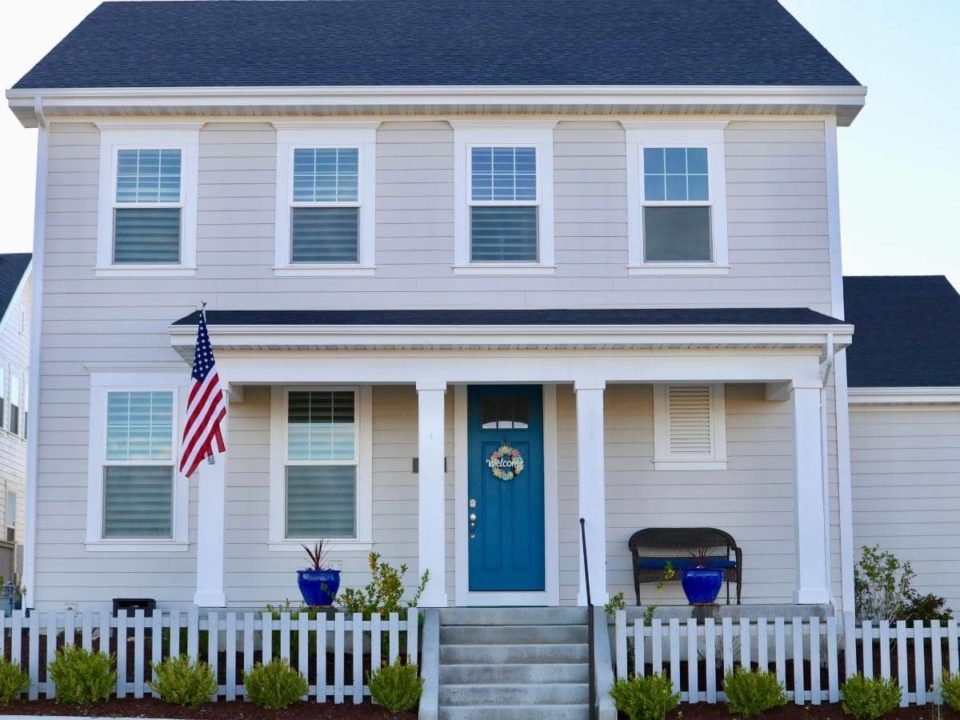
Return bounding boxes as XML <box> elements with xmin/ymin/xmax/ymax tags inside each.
<box><xmin>452</xmin><ymin>263</ymin><xmax>556</xmax><ymax>276</ymax></box>
<box><xmin>269</xmin><ymin>540</ymin><xmax>373</xmax><ymax>554</ymax></box>
<box><xmin>653</xmin><ymin>459</ymin><xmax>728</xmax><ymax>471</ymax></box>
<box><xmin>628</xmin><ymin>264</ymin><xmax>730</xmax><ymax>277</ymax></box>
<box><xmin>94</xmin><ymin>265</ymin><xmax>197</xmax><ymax>278</ymax></box>
<box><xmin>273</xmin><ymin>265</ymin><xmax>376</xmax><ymax>277</ymax></box>
<box><xmin>85</xmin><ymin>540</ymin><xmax>189</xmax><ymax>552</ymax></box>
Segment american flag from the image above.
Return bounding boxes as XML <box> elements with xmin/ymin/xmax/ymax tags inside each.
<box><xmin>179</xmin><ymin>309</ymin><xmax>227</xmax><ymax>477</ymax></box>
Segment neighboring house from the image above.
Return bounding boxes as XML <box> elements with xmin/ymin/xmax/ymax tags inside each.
<box><xmin>844</xmin><ymin>276</ymin><xmax>960</xmax><ymax>611</ymax></box>
<box><xmin>0</xmin><ymin>253</ymin><xmax>31</xmax><ymax>586</ymax></box>
<box><xmin>5</xmin><ymin>0</ymin><xmax>879</xmax><ymax>613</ymax></box>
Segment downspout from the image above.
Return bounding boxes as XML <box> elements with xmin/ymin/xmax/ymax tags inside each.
<box><xmin>23</xmin><ymin>97</ymin><xmax>48</xmax><ymax>610</ymax></box>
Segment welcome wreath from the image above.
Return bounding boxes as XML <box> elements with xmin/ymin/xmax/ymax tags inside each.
<box><xmin>487</xmin><ymin>444</ymin><xmax>525</xmax><ymax>481</ymax></box>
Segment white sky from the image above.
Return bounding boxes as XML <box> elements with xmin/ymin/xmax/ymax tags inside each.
<box><xmin>1</xmin><ymin>1</ymin><xmax>958</xmax><ymax>287</ymax></box>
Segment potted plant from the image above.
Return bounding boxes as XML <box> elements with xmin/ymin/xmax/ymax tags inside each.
<box><xmin>680</xmin><ymin>548</ymin><xmax>724</xmax><ymax>605</ymax></box>
<box><xmin>296</xmin><ymin>541</ymin><xmax>341</xmax><ymax>607</ymax></box>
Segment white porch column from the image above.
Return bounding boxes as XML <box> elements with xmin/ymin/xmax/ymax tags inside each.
<box><xmin>194</xmin><ymin>419</ymin><xmax>227</xmax><ymax>607</ymax></box>
<box><xmin>791</xmin><ymin>385</ymin><xmax>831</xmax><ymax>605</ymax></box>
<box><xmin>575</xmin><ymin>380</ymin><xmax>608</xmax><ymax>606</ymax></box>
<box><xmin>417</xmin><ymin>380</ymin><xmax>449</xmax><ymax>607</ymax></box>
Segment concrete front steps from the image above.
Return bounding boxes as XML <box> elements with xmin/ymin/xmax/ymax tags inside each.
<box><xmin>437</xmin><ymin>607</ymin><xmax>590</xmax><ymax>720</ymax></box>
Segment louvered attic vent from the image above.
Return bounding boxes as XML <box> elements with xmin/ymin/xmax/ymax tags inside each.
<box><xmin>654</xmin><ymin>384</ymin><xmax>727</xmax><ymax>469</ymax></box>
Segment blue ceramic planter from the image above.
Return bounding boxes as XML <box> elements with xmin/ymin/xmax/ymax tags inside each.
<box><xmin>297</xmin><ymin>569</ymin><xmax>341</xmax><ymax>607</ymax></box>
<box><xmin>680</xmin><ymin>568</ymin><xmax>723</xmax><ymax>604</ymax></box>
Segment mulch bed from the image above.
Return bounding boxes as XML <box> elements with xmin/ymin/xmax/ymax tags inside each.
<box><xmin>0</xmin><ymin>698</ymin><xmax>415</xmax><ymax>719</ymax></box>
<box><xmin>664</xmin><ymin>706</ymin><xmax>960</xmax><ymax>719</ymax></box>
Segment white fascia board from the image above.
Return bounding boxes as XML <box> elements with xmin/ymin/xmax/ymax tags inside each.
<box><xmin>847</xmin><ymin>386</ymin><xmax>960</xmax><ymax>405</ymax></box>
<box><xmin>6</xmin><ymin>84</ymin><xmax>867</xmax><ymax>128</ymax></box>
<box><xmin>169</xmin><ymin>322</ymin><xmax>853</xmax><ymax>353</ymax></box>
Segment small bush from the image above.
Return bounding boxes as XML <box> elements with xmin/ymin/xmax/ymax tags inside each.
<box><xmin>244</xmin><ymin>658</ymin><xmax>308</xmax><ymax>710</ymax></box>
<box><xmin>609</xmin><ymin>673</ymin><xmax>680</xmax><ymax>720</ymax></box>
<box><xmin>368</xmin><ymin>659</ymin><xmax>423</xmax><ymax>713</ymax></box>
<box><xmin>48</xmin><ymin>646</ymin><xmax>116</xmax><ymax>705</ymax></box>
<box><xmin>337</xmin><ymin>552</ymin><xmax>429</xmax><ymax>616</ymax></box>
<box><xmin>723</xmin><ymin>668</ymin><xmax>787</xmax><ymax>717</ymax></box>
<box><xmin>148</xmin><ymin>655</ymin><xmax>217</xmax><ymax>707</ymax></box>
<box><xmin>0</xmin><ymin>660</ymin><xmax>29</xmax><ymax>703</ymax></box>
<box><xmin>840</xmin><ymin>674</ymin><xmax>901</xmax><ymax>720</ymax></box>
<box><xmin>941</xmin><ymin>671</ymin><xmax>960</xmax><ymax>711</ymax></box>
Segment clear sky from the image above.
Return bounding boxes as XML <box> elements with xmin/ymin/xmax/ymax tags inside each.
<box><xmin>1</xmin><ymin>1</ymin><xmax>958</xmax><ymax>286</ymax></box>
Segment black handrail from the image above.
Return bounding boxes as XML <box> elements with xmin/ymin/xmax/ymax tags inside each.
<box><xmin>580</xmin><ymin>517</ymin><xmax>597</xmax><ymax>720</ymax></box>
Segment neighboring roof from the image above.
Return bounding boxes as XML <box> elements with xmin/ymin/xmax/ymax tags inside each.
<box><xmin>14</xmin><ymin>0</ymin><xmax>859</xmax><ymax>90</ymax></box>
<box><xmin>0</xmin><ymin>253</ymin><xmax>31</xmax><ymax>321</ymax></box>
<box><xmin>174</xmin><ymin>308</ymin><xmax>845</xmax><ymax>327</ymax></box>
<box><xmin>843</xmin><ymin>275</ymin><xmax>960</xmax><ymax>388</ymax></box>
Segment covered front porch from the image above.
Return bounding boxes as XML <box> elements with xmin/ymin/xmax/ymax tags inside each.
<box><xmin>170</xmin><ymin>308</ymin><xmax>851</xmax><ymax>612</ymax></box>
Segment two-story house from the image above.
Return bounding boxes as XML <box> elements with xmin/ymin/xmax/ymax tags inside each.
<box><xmin>6</xmin><ymin>0</ymin><xmax>875</xmax><ymax>614</ymax></box>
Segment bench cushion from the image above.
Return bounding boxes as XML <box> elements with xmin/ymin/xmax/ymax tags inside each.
<box><xmin>636</xmin><ymin>557</ymin><xmax>736</xmax><ymax>571</ymax></box>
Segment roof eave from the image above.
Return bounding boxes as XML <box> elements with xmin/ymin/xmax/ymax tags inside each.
<box><xmin>6</xmin><ymin>84</ymin><xmax>867</xmax><ymax>128</ymax></box>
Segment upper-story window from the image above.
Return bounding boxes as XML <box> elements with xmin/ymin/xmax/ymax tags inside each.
<box><xmin>274</xmin><ymin>123</ymin><xmax>378</xmax><ymax>276</ymax></box>
<box><xmin>624</xmin><ymin>122</ymin><xmax>729</xmax><ymax>275</ymax></box>
<box><xmin>8</xmin><ymin>376</ymin><xmax>20</xmax><ymax>437</ymax></box>
<box><xmin>453</xmin><ymin>122</ymin><xmax>555</xmax><ymax>274</ymax></box>
<box><xmin>96</xmin><ymin>124</ymin><xmax>200</xmax><ymax>276</ymax></box>
<box><xmin>0</xmin><ymin>366</ymin><xmax>5</xmax><ymax>430</ymax></box>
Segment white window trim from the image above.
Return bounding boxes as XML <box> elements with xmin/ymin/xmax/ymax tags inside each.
<box><xmin>273</xmin><ymin>122</ymin><xmax>378</xmax><ymax>276</ymax></box>
<box><xmin>0</xmin><ymin>364</ymin><xmax>5</xmax><ymax>432</ymax></box>
<box><xmin>623</xmin><ymin>122</ymin><xmax>729</xmax><ymax>275</ymax></box>
<box><xmin>268</xmin><ymin>385</ymin><xmax>373</xmax><ymax>552</ymax></box>
<box><xmin>85</xmin><ymin>372</ymin><xmax>189</xmax><ymax>551</ymax></box>
<box><xmin>652</xmin><ymin>383</ymin><xmax>728</xmax><ymax>470</ymax></box>
<box><xmin>452</xmin><ymin>121</ymin><xmax>556</xmax><ymax>274</ymax></box>
<box><xmin>95</xmin><ymin>123</ymin><xmax>201</xmax><ymax>277</ymax></box>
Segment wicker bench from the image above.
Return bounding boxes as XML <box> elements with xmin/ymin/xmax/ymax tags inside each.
<box><xmin>628</xmin><ymin>527</ymin><xmax>742</xmax><ymax>605</ymax></box>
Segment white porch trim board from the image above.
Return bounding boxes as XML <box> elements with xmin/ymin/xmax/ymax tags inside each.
<box><xmin>791</xmin><ymin>387</ymin><xmax>831</xmax><ymax>605</ymax></box>
<box><xmin>194</xmin><ymin>420</ymin><xmax>227</xmax><ymax>607</ymax></box>
<box><xmin>575</xmin><ymin>380</ymin><xmax>608</xmax><ymax>606</ymax></box>
<box><xmin>417</xmin><ymin>381</ymin><xmax>449</xmax><ymax>608</ymax></box>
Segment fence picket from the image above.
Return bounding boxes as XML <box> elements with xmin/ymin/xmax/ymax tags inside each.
<box><xmin>370</xmin><ymin>613</ymin><xmax>382</xmax><ymax>672</ymax></box>
<box><xmin>99</xmin><ymin>610</ymin><xmax>111</xmax><ymax>656</ymax></box>
<box><xmin>669</xmin><ymin>618</ymin><xmax>680</xmax><ymax>694</ymax></box>
<box><xmin>949</xmin><ymin>620</ymin><xmax>959</xmax><ymax>675</ymax></box>
<box><xmin>150</xmin><ymin>611</ymin><xmax>162</xmax><ymax>697</ymax></box>
<box><xmin>931</xmin><ymin>620</ymin><xmax>943</xmax><ymax>700</ymax></box>
<box><xmin>45</xmin><ymin>613</ymin><xmax>57</xmax><ymax>698</ymax></box>
<box><xmin>686</xmin><ymin>619</ymin><xmax>698</xmax><ymax>703</ymax></box>
<box><xmin>407</xmin><ymin>608</ymin><xmax>419</xmax><ymax>662</ymax></box>
<box><xmin>843</xmin><ymin>612</ymin><xmax>856</xmax><ymax>680</ymax></box>
<box><xmin>261</xmin><ymin>612</ymin><xmax>273</xmax><ymax>663</ymax></box>
<box><xmin>827</xmin><ymin>615</ymin><xmax>839</xmax><ymax>703</ymax></box>
<box><xmin>758</xmin><ymin>618</ymin><xmax>769</xmax><ymax>671</ymax></box>
<box><xmin>352</xmin><ymin>613</ymin><xmax>364</xmax><ymax>704</ymax></box>
<box><xmin>879</xmin><ymin>622</ymin><xmax>891</xmax><ymax>680</ymax></box>
<box><xmin>133</xmin><ymin>610</ymin><xmax>145</xmax><ymax>698</ymax></box>
<box><xmin>913</xmin><ymin>621</ymin><xmax>926</xmax><ymax>705</ymax></box>
<box><xmin>82</xmin><ymin>612</ymin><xmax>92</xmax><ymax>651</ymax></box>
<box><xmin>388</xmin><ymin>612</ymin><xmax>400</xmax><ymax>664</ymax></box>
<box><xmin>280</xmin><ymin>612</ymin><xmax>291</xmax><ymax>662</ymax></box>
<box><xmin>64</xmin><ymin>612</ymin><xmax>76</xmax><ymax>648</ymax></box>
<box><xmin>896</xmin><ymin>621</ymin><xmax>908</xmax><ymax>707</ymax></box>
<box><xmin>187</xmin><ymin>607</ymin><xmax>199</xmax><ymax>663</ymax></box>
<box><xmin>316</xmin><ymin>614</ymin><xmax>327</xmax><ymax>702</ymax></box>
<box><xmin>862</xmin><ymin>621</ymin><xmax>873</xmax><ymax>678</ymax></box>
<box><xmin>226</xmin><ymin>612</ymin><xmax>237</xmax><ymax>702</ymax></box>
<box><xmin>615</xmin><ymin>611</ymin><xmax>627</xmax><ymax>680</ymax></box>
<box><xmin>633</xmin><ymin>621</ymin><xmax>644</xmax><ymax>679</ymax></box>
<box><xmin>334</xmin><ymin>612</ymin><xmax>345</xmax><ymax>704</ymax></box>
<box><xmin>721</xmin><ymin>617</ymin><xmax>733</xmax><ymax>674</ymax></box>
<box><xmin>739</xmin><ymin>620</ymin><xmax>750</xmax><ymax>670</ymax></box>
<box><xmin>792</xmin><ymin>617</ymin><xmax>804</xmax><ymax>704</ymax></box>
<box><xmin>704</xmin><ymin>619</ymin><xmax>716</xmax><ymax>704</ymax></box>
<box><xmin>207</xmin><ymin>612</ymin><xmax>220</xmax><ymax>697</ymax></box>
<box><xmin>651</xmin><ymin>619</ymin><xmax>663</xmax><ymax>675</ymax></box>
<box><xmin>297</xmin><ymin>613</ymin><xmax>309</xmax><ymax>700</ymax></box>
<box><xmin>10</xmin><ymin>612</ymin><xmax>21</xmax><ymax>671</ymax></box>
<box><xmin>27</xmin><ymin>612</ymin><xmax>39</xmax><ymax>700</ymax></box>
<box><xmin>116</xmin><ymin>610</ymin><xmax>128</xmax><ymax>698</ymax></box>
<box><xmin>809</xmin><ymin>617</ymin><xmax>821</xmax><ymax>705</ymax></box>
<box><xmin>774</xmin><ymin>617</ymin><xmax>786</xmax><ymax>689</ymax></box>
<box><xmin>243</xmin><ymin>613</ymin><xmax>254</xmax><ymax>697</ymax></box>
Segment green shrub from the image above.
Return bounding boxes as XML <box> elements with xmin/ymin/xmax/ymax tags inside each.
<box><xmin>0</xmin><ymin>660</ymin><xmax>29</xmax><ymax>703</ymax></box>
<box><xmin>854</xmin><ymin>545</ymin><xmax>952</xmax><ymax>622</ymax></box>
<box><xmin>48</xmin><ymin>646</ymin><xmax>116</xmax><ymax>705</ymax></box>
<box><xmin>337</xmin><ymin>552</ymin><xmax>429</xmax><ymax>616</ymax></box>
<box><xmin>609</xmin><ymin>673</ymin><xmax>680</xmax><ymax>720</ymax></box>
<box><xmin>368</xmin><ymin>659</ymin><xmax>423</xmax><ymax>713</ymax></box>
<box><xmin>148</xmin><ymin>655</ymin><xmax>217</xmax><ymax>707</ymax></box>
<box><xmin>840</xmin><ymin>674</ymin><xmax>901</xmax><ymax>720</ymax></box>
<box><xmin>723</xmin><ymin>668</ymin><xmax>787</xmax><ymax>717</ymax></box>
<box><xmin>940</xmin><ymin>671</ymin><xmax>960</xmax><ymax>711</ymax></box>
<box><xmin>243</xmin><ymin>658</ymin><xmax>307</xmax><ymax>709</ymax></box>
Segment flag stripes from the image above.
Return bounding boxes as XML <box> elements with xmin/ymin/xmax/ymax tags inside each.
<box><xmin>179</xmin><ymin>309</ymin><xmax>227</xmax><ymax>477</ymax></box>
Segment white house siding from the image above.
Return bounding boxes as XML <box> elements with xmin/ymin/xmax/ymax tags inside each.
<box><xmin>31</xmin><ymin>117</ymin><xmax>844</xmax><ymax>608</ymax></box>
<box><xmin>850</xmin><ymin>405</ymin><xmax>960</xmax><ymax>610</ymax></box>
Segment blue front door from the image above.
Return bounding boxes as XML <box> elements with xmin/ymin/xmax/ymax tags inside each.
<box><xmin>468</xmin><ymin>385</ymin><xmax>545</xmax><ymax>592</ymax></box>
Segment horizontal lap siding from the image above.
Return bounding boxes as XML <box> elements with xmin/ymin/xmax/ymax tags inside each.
<box><xmin>851</xmin><ymin>406</ymin><xmax>960</xmax><ymax>609</ymax></box>
<box><xmin>603</xmin><ymin>384</ymin><xmax>797</xmax><ymax>605</ymax></box>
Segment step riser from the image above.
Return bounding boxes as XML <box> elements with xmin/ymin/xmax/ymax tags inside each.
<box><xmin>440</xmin><ymin>662</ymin><xmax>588</xmax><ymax>685</ymax></box>
<box><xmin>439</xmin><ymin>706</ymin><xmax>589</xmax><ymax>720</ymax></box>
<box><xmin>440</xmin><ymin>683</ymin><xmax>588</xmax><ymax>706</ymax></box>
<box><xmin>441</xmin><ymin>624</ymin><xmax>587</xmax><ymax>645</ymax></box>
<box><xmin>440</xmin><ymin>607</ymin><xmax>587</xmax><ymax>625</ymax></box>
<box><xmin>440</xmin><ymin>643</ymin><xmax>588</xmax><ymax>665</ymax></box>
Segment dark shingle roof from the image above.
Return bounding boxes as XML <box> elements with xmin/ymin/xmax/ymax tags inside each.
<box><xmin>0</xmin><ymin>254</ymin><xmax>31</xmax><ymax>321</ymax></box>
<box><xmin>14</xmin><ymin>0</ymin><xmax>859</xmax><ymax>90</ymax></box>
<box><xmin>174</xmin><ymin>307</ymin><xmax>844</xmax><ymax>327</ymax></box>
<box><xmin>843</xmin><ymin>276</ymin><xmax>960</xmax><ymax>388</ymax></box>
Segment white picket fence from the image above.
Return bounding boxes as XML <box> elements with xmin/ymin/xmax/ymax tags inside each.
<box><xmin>0</xmin><ymin>608</ymin><xmax>419</xmax><ymax>703</ymax></box>
<box><xmin>614</xmin><ymin>611</ymin><xmax>960</xmax><ymax>706</ymax></box>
